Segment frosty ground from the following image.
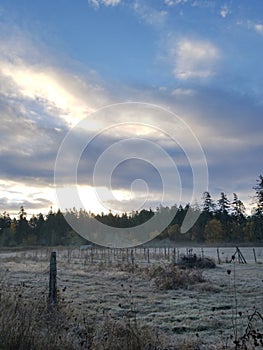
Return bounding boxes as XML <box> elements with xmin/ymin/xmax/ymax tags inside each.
<box><xmin>0</xmin><ymin>246</ymin><xmax>262</xmax><ymax>349</ymax></box>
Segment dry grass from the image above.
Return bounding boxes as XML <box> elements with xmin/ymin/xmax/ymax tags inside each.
<box><xmin>0</xmin><ymin>286</ymin><xmax>75</xmax><ymax>349</ymax></box>
<box><xmin>0</xmin><ymin>280</ymin><xmax>172</xmax><ymax>350</ymax></box>
<box><xmin>143</xmin><ymin>263</ymin><xmax>206</xmax><ymax>290</ymax></box>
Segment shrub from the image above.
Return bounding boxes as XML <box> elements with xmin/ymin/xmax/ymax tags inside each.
<box><xmin>143</xmin><ymin>263</ymin><xmax>206</xmax><ymax>290</ymax></box>
<box><xmin>177</xmin><ymin>255</ymin><xmax>216</xmax><ymax>269</ymax></box>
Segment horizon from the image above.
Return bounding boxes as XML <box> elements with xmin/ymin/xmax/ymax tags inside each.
<box><xmin>2</xmin><ymin>189</ymin><xmax>258</xmax><ymax>220</ymax></box>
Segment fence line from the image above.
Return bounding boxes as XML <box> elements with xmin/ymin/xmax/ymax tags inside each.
<box><xmin>74</xmin><ymin>246</ymin><xmax>260</xmax><ymax>265</ymax></box>
<box><xmin>1</xmin><ymin>246</ymin><xmax>262</xmax><ymax>266</ymax></box>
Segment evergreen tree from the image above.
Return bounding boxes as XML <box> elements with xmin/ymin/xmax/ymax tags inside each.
<box><xmin>202</xmin><ymin>191</ymin><xmax>215</xmax><ymax>215</ymax></box>
<box><xmin>253</xmin><ymin>174</ymin><xmax>263</xmax><ymax>215</ymax></box>
<box><xmin>230</xmin><ymin>193</ymin><xmax>247</xmax><ymax>241</ymax></box>
<box><xmin>232</xmin><ymin>193</ymin><xmax>246</xmax><ymax>223</ymax></box>
<box><xmin>14</xmin><ymin>206</ymin><xmax>30</xmax><ymax>245</ymax></box>
<box><xmin>35</xmin><ymin>213</ymin><xmax>45</xmax><ymax>244</ymax></box>
<box><xmin>0</xmin><ymin>212</ymin><xmax>11</xmax><ymax>246</ymax></box>
<box><xmin>217</xmin><ymin>192</ymin><xmax>231</xmax><ymax>215</ymax></box>
<box><xmin>252</xmin><ymin>175</ymin><xmax>263</xmax><ymax>240</ymax></box>
<box><xmin>216</xmin><ymin>193</ymin><xmax>231</xmax><ymax>241</ymax></box>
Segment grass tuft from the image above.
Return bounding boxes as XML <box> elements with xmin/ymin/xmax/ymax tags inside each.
<box><xmin>143</xmin><ymin>263</ymin><xmax>206</xmax><ymax>290</ymax></box>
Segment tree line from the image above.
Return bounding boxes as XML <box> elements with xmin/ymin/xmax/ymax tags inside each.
<box><xmin>0</xmin><ymin>175</ymin><xmax>263</xmax><ymax>247</ymax></box>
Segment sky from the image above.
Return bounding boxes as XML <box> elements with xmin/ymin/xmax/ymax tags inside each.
<box><xmin>0</xmin><ymin>0</ymin><xmax>263</xmax><ymax>218</ymax></box>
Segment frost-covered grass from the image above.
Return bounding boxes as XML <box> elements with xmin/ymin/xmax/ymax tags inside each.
<box><xmin>0</xmin><ymin>247</ymin><xmax>263</xmax><ymax>349</ymax></box>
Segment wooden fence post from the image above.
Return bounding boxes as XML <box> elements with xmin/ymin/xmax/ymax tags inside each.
<box><xmin>49</xmin><ymin>251</ymin><xmax>57</xmax><ymax>305</ymax></box>
<box><xmin>173</xmin><ymin>247</ymin><xmax>176</xmax><ymax>264</ymax></box>
<box><xmin>253</xmin><ymin>248</ymin><xmax>257</xmax><ymax>263</ymax></box>
<box><xmin>217</xmin><ymin>248</ymin><xmax>221</xmax><ymax>265</ymax></box>
<box><xmin>67</xmin><ymin>248</ymin><xmax>71</xmax><ymax>264</ymax></box>
<box><xmin>131</xmin><ymin>249</ymin><xmax>135</xmax><ymax>273</ymax></box>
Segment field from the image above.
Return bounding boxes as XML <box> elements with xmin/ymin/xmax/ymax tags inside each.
<box><xmin>0</xmin><ymin>245</ymin><xmax>263</xmax><ymax>349</ymax></box>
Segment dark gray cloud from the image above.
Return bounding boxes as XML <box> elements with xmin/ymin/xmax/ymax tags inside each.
<box><xmin>174</xmin><ymin>88</ymin><xmax>263</xmax><ymax>208</ymax></box>
<box><xmin>0</xmin><ymin>84</ymin><xmax>68</xmax><ymax>186</ymax></box>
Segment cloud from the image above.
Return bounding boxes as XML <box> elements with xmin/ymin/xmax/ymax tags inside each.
<box><xmin>0</xmin><ymin>21</ymin><xmax>112</xmax><ymax>126</ymax></box>
<box><xmin>254</xmin><ymin>23</ymin><xmax>263</xmax><ymax>35</ymax></box>
<box><xmin>0</xmin><ymin>61</ymin><xmax>71</xmax><ymax>183</ymax></box>
<box><xmin>54</xmin><ymin>100</ymin><xmax>207</xmax><ymax>215</ymax></box>
<box><xmin>0</xmin><ymin>197</ymin><xmax>53</xmax><ymax>215</ymax></box>
<box><xmin>164</xmin><ymin>0</ymin><xmax>175</xmax><ymax>5</ymax></box>
<box><xmin>169</xmin><ymin>86</ymin><xmax>263</xmax><ymax>200</ymax></box>
<box><xmin>0</xmin><ymin>27</ymin><xmax>114</xmax><ymax>217</ymax></box>
<box><xmin>172</xmin><ymin>88</ymin><xmax>195</xmax><ymax>96</ymax></box>
<box><xmin>0</xmin><ymin>180</ymin><xmax>55</xmax><ymax>215</ymax></box>
<box><xmin>164</xmin><ymin>0</ymin><xmax>189</xmax><ymax>5</ymax></box>
<box><xmin>220</xmin><ymin>4</ymin><xmax>230</xmax><ymax>18</ymax></box>
<box><xmin>88</xmin><ymin>0</ymin><xmax>121</xmax><ymax>9</ymax></box>
<box><xmin>0</xmin><ymin>103</ymin><xmax>62</xmax><ymax>185</ymax></box>
<box><xmin>171</xmin><ymin>38</ymin><xmax>220</xmax><ymax>80</ymax></box>
<box><xmin>133</xmin><ymin>1</ymin><xmax>168</xmax><ymax>27</ymax></box>
<box><xmin>103</xmin><ymin>0</ymin><xmax>121</xmax><ymax>5</ymax></box>
<box><xmin>0</xmin><ymin>61</ymin><xmax>102</xmax><ymax>127</ymax></box>
<box><xmin>0</xmin><ymin>72</ymin><xmax>195</xmax><ymax>213</ymax></box>
<box><xmin>0</xmin><ymin>24</ymin><xmax>186</xmax><ymax>217</ymax></box>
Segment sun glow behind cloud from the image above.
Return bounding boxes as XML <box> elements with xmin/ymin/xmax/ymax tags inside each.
<box><xmin>0</xmin><ymin>62</ymin><xmax>96</xmax><ymax>127</ymax></box>
<box><xmin>77</xmin><ymin>185</ymin><xmax>138</xmax><ymax>214</ymax></box>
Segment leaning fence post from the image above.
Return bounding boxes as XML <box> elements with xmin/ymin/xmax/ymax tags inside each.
<box><xmin>49</xmin><ymin>251</ymin><xmax>57</xmax><ymax>305</ymax></box>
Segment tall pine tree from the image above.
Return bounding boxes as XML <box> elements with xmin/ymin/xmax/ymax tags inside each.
<box><xmin>253</xmin><ymin>174</ymin><xmax>263</xmax><ymax>215</ymax></box>
<box><xmin>252</xmin><ymin>175</ymin><xmax>263</xmax><ymax>241</ymax></box>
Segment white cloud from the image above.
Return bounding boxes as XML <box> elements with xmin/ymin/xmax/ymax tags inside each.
<box><xmin>246</xmin><ymin>20</ymin><xmax>263</xmax><ymax>36</ymax></box>
<box><xmin>175</xmin><ymin>0</ymin><xmax>189</xmax><ymax>3</ymax></box>
<box><xmin>172</xmin><ymin>88</ymin><xmax>195</xmax><ymax>96</ymax></box>
<box><xmin>88</xmin><ymin>0</ymin><xmax>99</xmax><ymax>8</ymax></box>
<box><xmin>172</xmin><ymin>38</ymin><xmax>220</xmax><ymax>80</ymax></box>
<box><xmin>254</xmin><ymin>23</ymin><xmax>263</xmax><ymax>35</ymax></box>
<box><xmin>164</xmin><ymin>0</ymin><xmax>174</xmax><ymax>5</ymax></box>
<box><xmin>164</xmin><ymin>0</ymin><xmax>189</xmax><ymax>4</ymax></box>
<box><xmin>220</xmin><ymin>5</ymin><xmax>230</xmax><ymax>18</ymax></box>
<box><xmin>134</xmin><ymin>1</ymin><xmax>167</xmax><ymax>27</ymax></box>
<box><xmin>88</xmin><ymin>0</ymin><xmax>121</xmax><ymax>8</ymax></box>
<box><xmin>103</xmin><ymin>0</ymin><xmax>121</xmax><ymax>5</ymax></box>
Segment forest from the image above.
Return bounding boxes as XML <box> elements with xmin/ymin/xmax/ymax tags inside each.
<box><xmin>0</xmin><ymin>175</ymin><xmax>262</xmax><ymax>247</ymax></box>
